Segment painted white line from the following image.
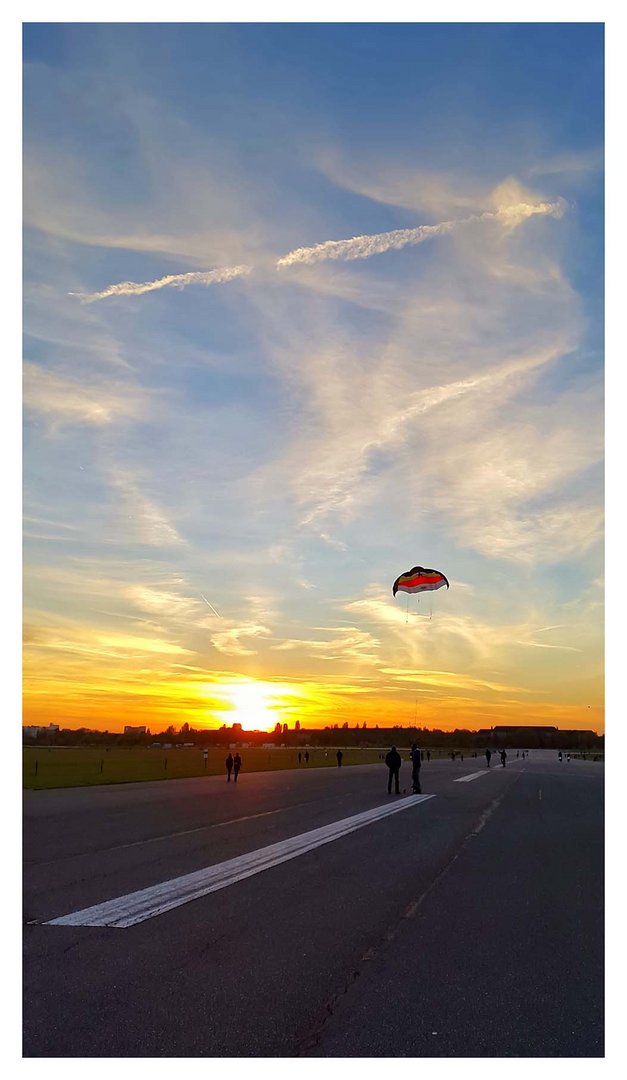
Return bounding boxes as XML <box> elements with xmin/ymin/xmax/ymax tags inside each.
<box><xmin>454</xmin><ymin>770</ymin><xmax>493</xmax><ymax>783</ymax></box>
<box><xmin>115</xmin><ymin>806</ymin><xmax>290</xmax><ymax>850</ymax></box>
<box><xmin>45</xmin><ymin>795</ymin><xmax>435</xmax><ymax>928</ymax></box>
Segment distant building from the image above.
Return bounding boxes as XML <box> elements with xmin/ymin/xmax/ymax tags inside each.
<box><xmin>124</xmin><ymin>725</ymin><xmax>147</xmax><ymax>735</ymax></box>
<box><xmin>23</xmin><ymin>723</ymin><xmax>59</xmax><ymax>737</ymax></box>
<box><xmin>492</xmin><ymin>725</ymin><xmax>557</xmax><ymax>734</ymax></box>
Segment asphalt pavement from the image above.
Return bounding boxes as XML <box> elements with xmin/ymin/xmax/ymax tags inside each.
<box><xmin>23</xmin><ymin>750</ymin><xmax>603</xmax><ymax>1057</ymax></box>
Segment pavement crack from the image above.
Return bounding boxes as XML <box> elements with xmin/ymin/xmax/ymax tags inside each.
<box><xmin>294</xmin><ymin>793</ymin><xmax>507</xmax><ymax>1056</ymax></box>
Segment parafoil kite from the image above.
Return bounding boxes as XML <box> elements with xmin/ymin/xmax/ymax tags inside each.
<box><xmin>392</xmin><ymin>566</ymin><xmax>450</xmax><ymax>596</ymax></box>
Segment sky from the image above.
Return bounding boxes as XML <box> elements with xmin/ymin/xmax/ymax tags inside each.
<box><xmin>22</xmin><ymin>20</ymin><xmax>605</xmax><ymax>735</ymax></box>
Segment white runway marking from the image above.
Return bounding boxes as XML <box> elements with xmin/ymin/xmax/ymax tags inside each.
<box><xmin>114</xmin><ymin>806</ymin><xmax>297</xmax><ymax>850</ymax></box>
<box><xmin>454</xmin><ymin>770</ymin><xmax>492</xmax><ymax>783</ymax></box>
<box><xmin>45</xmin><ymin>795</ymin><xmax>435</xmax><ymax>928</ymax></box>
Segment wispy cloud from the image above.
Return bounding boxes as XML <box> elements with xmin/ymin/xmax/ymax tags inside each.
<box><xmin>210</xmin><ymin>623</ymin><xmax>272</xmax><ymax>657</ymax></box>
<box><xmin>109</xmin><ymin>470</ymin><xmax>184</xmax><ymax>548</ymax></box>
<box><xmin>24</xmin><ymin>623</ymin><xmax>191</xmax><ymax>659</ymax></box>
<box><xmin>271</xmin><ymin>626</ymin><xmax>381</xmax><ymax>665</ymax></box>
<box><xmin>23</xmin><ymin>362</ymin><xmax>144</xmax><ymax>426</ymax></box>
<box><xmin>379</xmin><ymin>668</ymin><xmax>533</xmax><ymax>695</ymax></box>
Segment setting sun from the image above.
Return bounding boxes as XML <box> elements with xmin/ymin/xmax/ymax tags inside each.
<box><xmin>212</xmin><ymin>680</ymin><xmax>284</xmax><ymax>731</ymax></box>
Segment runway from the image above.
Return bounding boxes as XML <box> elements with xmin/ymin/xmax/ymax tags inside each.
<box><xmin>23</xmin><ymin>751</ymin><xmax>604</xmax><ymax>1057</ymax></box>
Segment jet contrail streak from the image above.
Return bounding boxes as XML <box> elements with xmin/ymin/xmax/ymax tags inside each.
<box><xmin>72</xmin><ymin>201</ymin><xmax>565</xmax><ymax>303</ymax></box>
<box><xmin>276</xmin><ymin>201</ymin><xmax>564</xmax><ymax>268</ymax></box>
<box><xmin>276</xmin><ymin>220</ymin><xmax>457</xmax><ymax>267</ymax></box>
<box><xmin>200</xmin><ymin>594</ymin><xmax>222</xmax><ymax>618</ymax></box>
<box><xmin>72</xmin><ymin>265</ymin><xmax>252</xmax><ymax>304</ymax></box>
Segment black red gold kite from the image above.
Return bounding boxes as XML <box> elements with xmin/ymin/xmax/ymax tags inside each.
<box><xmin>392</xmin><ymin>566</ymin><xmax>450</xmax><ymax>597</ymax></box>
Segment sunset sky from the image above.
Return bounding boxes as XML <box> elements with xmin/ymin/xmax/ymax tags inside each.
<box><xmin>22</xmin><ymin>22</ymin><xmax>604</xmax><ymax>734</ymax></box>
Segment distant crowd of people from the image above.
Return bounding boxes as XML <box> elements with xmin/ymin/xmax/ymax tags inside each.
<box><xmin>223</xmin><ymin>744</ymin><xmax>536</xmax><ymax>788</ymax></box>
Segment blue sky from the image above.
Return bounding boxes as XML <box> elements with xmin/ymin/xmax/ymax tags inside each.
<box><xmin>22</xmin><ymin>21</ymin><xmax>604</xmax><ymax>732</ymax></box>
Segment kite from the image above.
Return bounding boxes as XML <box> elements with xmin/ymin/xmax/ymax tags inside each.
<box><xmin>392</xmin><ymin>566</ymin><xmax>450</xmax><ymax>597</ymax></box>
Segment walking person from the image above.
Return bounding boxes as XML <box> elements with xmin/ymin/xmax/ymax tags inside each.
<box><xmin>225</xmin><ymin>752</ymin><xmax>234</xmax><ymax>782</ymax></box>
<box><xmin>385</xmin><ymin>745</ymin><xmax>402</xmax><ymax>794</ymax></box>
<box><xmin>485</xmin><ymin>748</ymin><xmax>492</xmax><ymax>768</ymax></box>
<box><xmin>500</xmin><ymin>749</ymin><xmax>507</xmax><ymax>768</ymax></box>
<box><xmin>426</xmin><ymin>750</ymin><xmax>431</xmax><ymax>762</ymax></box>
<box><xmin>233</xmin><ymin>752</ymin><xmax>242</xmax><ymax>782</ymax></box>
<box><xmin>336</xmin><ymin>750</ymin><xmax>343</xmax><ymax>767</ymax></box>
<box><xmin>410</xmin><ymin>742</ymin><xmax>422</xmax><ymax>794</ymax></box>
<box><xmin>304</xmin><ymin>750</ymin><xmax>309</xmax><ymax>765</ymax></box>
<box><xmin>298</xmin><ymin>751</ymin><xmax>302</xmax><ymax>765</ymax></box>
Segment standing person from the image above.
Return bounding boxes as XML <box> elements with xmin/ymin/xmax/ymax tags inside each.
<box><xmin>485</xmin><ymin>748</ymin><xmax>492</xmax><ymax>768</ymax></box>
<box><xmin>385</xmin><ymin>745</ymin><xmax>402</xmax><ymax>794</ymax></box>
<box><xmin>233</xmin><ymin>752</ymin><xmax>242</xmax><ymax>782</ymax></box>
<box><xmin>225</xmin><ymin>752</ymin><xmax>234</xmax><ymax>782</ymax></box>
<box><xmin>304</xmin><ymin>750</ymin><xmax>309</xmax><ymax>765</ymax></box>
<box><xmin>336</xmin><ymin>750</ymin><xmax>343</xmax><ymax>767</ymax></box>
<box><xmin>500</xmin><ymin>749</ymin><xmax>507</xmax><ymax>768</ymax></box>
<box><xmin>298</xmin><ymin>751</ymin><xmax>302</xmax><ymax>765</ymax></box>
<box><xmin>426</xmin><ymin>750</ymin><xmax>431</xmax><ymax>762</ymax></box>
<box><xmin>410</xmin><ymin>743</ymin><xmax>422</xmax><ymax>794</ymax></box>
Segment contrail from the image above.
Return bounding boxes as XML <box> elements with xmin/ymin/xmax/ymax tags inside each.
<box><xmin>72</xmin><ymin>200</ymin><xmax>565</xmax><ymax>303</ymax></box>
<box><xmin>276</xmin><ymin>220</ymin><xmax>458</xmax><ymax>268</ymax></box>
<box><xmin>276</xmin><ymin>201</ymin><xmax>564</xmax><ymax>268</ymax></box>
<box><xmin>200</xmin><ymin>594</ymin><xmax>222</xmax><ymax>618</ymax></box>
<box><xmin>72</xmin><ymin>264</ymin><xmax>252</xmax><ymax>304</ymax></box>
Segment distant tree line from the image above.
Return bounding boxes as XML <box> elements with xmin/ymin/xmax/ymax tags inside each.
<box><xmin>23</xmin><ymin>721</ymin><xmax>603</xmax><ymax>751</ymax></box>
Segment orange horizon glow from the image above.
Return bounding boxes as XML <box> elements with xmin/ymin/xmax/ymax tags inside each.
<box><xmin>22</xmin><ymin>673</ymin><xmax>604</xmax><ymax>735</ymax></box>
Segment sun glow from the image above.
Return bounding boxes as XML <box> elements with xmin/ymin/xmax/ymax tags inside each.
<box><xmin>212</xmin><ymin>680</ymin><xmax>286</xmax><ymax>730</ymax></box>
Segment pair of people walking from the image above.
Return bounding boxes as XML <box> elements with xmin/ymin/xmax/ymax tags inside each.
<box><xmin>225</xmin><ymin>752</ymin><xmax>242</xmax><ymax>782</ymax></box>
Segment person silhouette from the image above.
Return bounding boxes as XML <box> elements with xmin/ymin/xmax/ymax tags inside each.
<box><xmin>410</xmin><ymin>743</ymin><xmax>422</xmax><ymax>794</ymax></box>
<box><xmin>233</xmin><ymin>752</ymin><xmax>242</xmax><ymax>782</ymax></box>
<box><xmin>485</xmin><ymin>748</ymin><xmax>492</xmax><ymax>768</ymax></box>
<box><xmin>336</xmin><ymin>750</ymin><xmax>343</xmax><ymax>767</ymax></box>
<box><xmin>225</xmin><ymin>753</ymin><xmax>234</xmax><ymax>782</ymax></box>
<box><xmin>500</xmin><ymin>749</ymin><xmax>507</xmax><ymax>768</ymax></box>
<box><xmin>385</xmin><ymin>746</ymin><xmax>402</xmax><ymax>794</ymax></box>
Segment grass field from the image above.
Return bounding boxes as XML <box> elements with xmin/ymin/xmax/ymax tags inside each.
<box><xmin>23</xmin><ymin>745</ymin><xmax>394</xmax><ymax>790</ymax></box>
<box><xmin>23</xmin><ymin>745</ymin><xmax>600</xmax><ymax>791</ymax></box>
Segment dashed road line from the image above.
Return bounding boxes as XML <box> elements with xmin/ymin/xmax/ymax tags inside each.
<box><xmin>454</xmin><ymin>770</ymin><xmax>493</xmax><ymax>783</ymax></box>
